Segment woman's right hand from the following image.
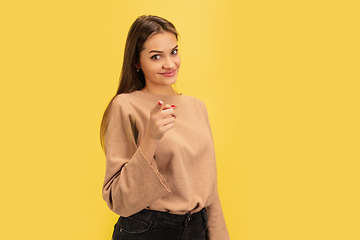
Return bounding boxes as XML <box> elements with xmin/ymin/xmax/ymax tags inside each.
<box><xmin>147</xmin><ymin>101</ymin><xmax>177</xmax><ymax>140</ymax></box>
<box><xmin>140</xmin><ymin>101</ymin><xmax>177</xmax><ymax>163</ymax></box>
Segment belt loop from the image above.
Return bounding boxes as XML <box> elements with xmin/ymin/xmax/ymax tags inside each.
<box><xmin>202</xmin><ymin>208</ymin><xmax>208</xmax><ymax>226</ymax></box>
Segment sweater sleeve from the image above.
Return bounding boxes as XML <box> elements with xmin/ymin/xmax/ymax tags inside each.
<box><xmin>206</xmin><ymin>190</ymin><xmax>230</xmax><ymax>240</ymax></box>
<box><xmin>102</xmin><ymin>95</ymin><xmax>171</xmax><ymax>217</ymax></box>
<box><xmin>198</xmin><ymin>99</ymin><xmax>230</xmax><ymax>239</ymax></box>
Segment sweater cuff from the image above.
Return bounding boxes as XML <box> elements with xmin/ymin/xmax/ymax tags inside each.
<box><xmin>137</xmin><ymin>148</ymin><xmax>171</xmax><ymax>192</ymax></box>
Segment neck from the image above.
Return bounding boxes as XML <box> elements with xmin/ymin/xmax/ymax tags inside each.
<box><xmin>140</xmin><ymin>85</ymin><xmax>178</xmax><ymax>97</ymax></box>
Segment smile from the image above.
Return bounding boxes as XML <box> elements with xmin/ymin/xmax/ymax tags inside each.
<box><xmin>159</xmin><ymin>69</ymin><xmax>176</xmax><ymax>77</ymax></box>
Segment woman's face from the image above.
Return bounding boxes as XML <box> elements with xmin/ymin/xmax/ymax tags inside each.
<box><xmin>138</xmin><ymin>31</ymin><xmax>181</xmax><ymax>89</ymax></box>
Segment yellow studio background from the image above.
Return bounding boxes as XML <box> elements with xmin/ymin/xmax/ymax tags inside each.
<box><xmin>1</xmin><ymin>0</ymin><xmax>359</xmax><ymax>239</ymax></box>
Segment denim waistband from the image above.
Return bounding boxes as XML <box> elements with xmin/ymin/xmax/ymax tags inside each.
<box><xmin>127</xmin><ymin>208</ymin><xmax>207</xmax><ymax>226</ymax></box>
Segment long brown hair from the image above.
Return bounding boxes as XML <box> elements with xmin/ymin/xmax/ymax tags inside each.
<box><xmin>100</xmin><ymin>15</ymin><xmax>178</xmax><ymax>150</ymax></box>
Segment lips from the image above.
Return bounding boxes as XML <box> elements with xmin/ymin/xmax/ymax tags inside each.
<box><xmin>159</xmin><ymin>69</ymin><xmax>176</xmax><ymax>77</ymax></box>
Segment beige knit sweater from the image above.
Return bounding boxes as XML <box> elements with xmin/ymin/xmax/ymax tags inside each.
<box><xmin>102</xmin><ymin>91</ymin><xmax>230</xmax><ymax>239</ymax></box>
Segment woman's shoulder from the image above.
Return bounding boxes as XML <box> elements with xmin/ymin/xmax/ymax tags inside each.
<box><xmin>181</xmin><ymin>94</ymin><xmax>207</xmax><ymax>109</ymax></box>
<box><xmin>175</xmin><ymin>93</ymin><xmax>202</xmax><ymax>103</ymax></box>
<box><xmin>112</xmin><ymin>93</ymin><xmax>130</xmax><ymax>106</ymax></box>
<box><xmin>109</xmin><ymin>93</ymin><xmax>141</xmax><ymax>114</ymax></box>
<box><xmin>112</xmin><ymin>91</ymin><xmax>144</xmax><ymax>104</ymax></box>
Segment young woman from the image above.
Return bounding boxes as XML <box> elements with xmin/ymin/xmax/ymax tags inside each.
<box><xmin>101</xmin><ymin>15</ymin><xmax>230</xmax><ymax>240</ymax></box>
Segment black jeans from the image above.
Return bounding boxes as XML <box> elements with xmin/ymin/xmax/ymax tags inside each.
<box><xmin>112</xmin><ymin>208</ymin><xmax>207</xmax><ymax>240</ymax></box>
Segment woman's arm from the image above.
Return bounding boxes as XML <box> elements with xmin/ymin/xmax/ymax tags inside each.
<box><xmin>206</xmin><ymin>190</ymin><xmax>230</xmax><ymax>240</ymax></box>
<box><xmin>139</xmin><ymin>101</ymin><xmax>177</xmax><ymax>163</ymax></box>
<box><xmin>198</xmin><ymin>99</ymin><xmax>230</xmax><ymax>239</ymax></box>
<box><xmin>102</xmin><ymin>96</ymin><xmax>176</xmax><ymax>217</ymax></box>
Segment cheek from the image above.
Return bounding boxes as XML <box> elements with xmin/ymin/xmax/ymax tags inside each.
<box><xmin>142</xmin><ymin>60</ymin><xmax>161</xmax><ymax>76</ymax></box>
<box><xmin>175</xmin><ymin>55</ymin><xmax>181</xmax><ymax>66</ymax></box>
<box><xmin>148</xmin><ymin>63</ymin><xmax>161</xmax><ymax>74</ymax></box>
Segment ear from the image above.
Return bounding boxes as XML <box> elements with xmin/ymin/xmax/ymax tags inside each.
<box><xmin>135</xmin><ymin>62</ymin><xmax>141</xmax><ymax>69</ymax></box>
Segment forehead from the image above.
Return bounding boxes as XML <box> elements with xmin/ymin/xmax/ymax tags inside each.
<box><xmin>142</xmin><ymin>31</ymin><xmax>177</xmax><ymax>52</ymax></box>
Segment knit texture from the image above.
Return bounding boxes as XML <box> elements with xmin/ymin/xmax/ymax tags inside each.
<box><xmin>102</xmin><ymin>91</ymin><xmax>230</xmax><ymax>239</ymax></box>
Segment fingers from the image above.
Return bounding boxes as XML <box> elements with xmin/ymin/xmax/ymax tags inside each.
<box><xmin>159</xmin><ymin>108</ymin><xmax>177</xmax><ymax>120</ymax></box>
<box><xmin>161</xmin><ymin>103</ymin><xmax>177</xmax><ymax>118</ymax></box>
<box><xmin>158</xmin><ymin>117</ymin><xmax>175</xmax><ymax>133</ymax></box>
<box><xmin>147</xmin><ymin>101</ymin><xmax>177</xmax><ymax>140</ymax></box>
<box><xmin>151</xmin><ymin>101</ymin><xmax>177</xmax><ymax>118</ymax></box>
<box><xmin>151</xmin><ymin>101</ymin><xmax>164</xmax><ymax>114</ymax></box>
<box><xmin>158</xmin><ymin>114</ymin><xmax>175</xmax><ymax>125</ymax></box>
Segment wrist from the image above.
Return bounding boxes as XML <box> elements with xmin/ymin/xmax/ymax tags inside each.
<box><xmin>139</xmin><ymin>134</ymin><xmax>160</xmax><ymax>164</ymax></box>
<box><xmin>143</xmin><ymin>132</ymin><xmax>161</xmax><ymax>145</ymax></box>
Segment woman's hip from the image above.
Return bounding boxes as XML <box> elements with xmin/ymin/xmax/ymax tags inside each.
<box><xmin>112</xmin><ymin>208</ymin><xmax>207</xmax><ymax>240</ymax></box>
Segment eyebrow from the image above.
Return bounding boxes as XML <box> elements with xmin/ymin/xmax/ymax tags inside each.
<box><xmin>149</xmin><ymin>45</ymin><xmax>178</xmax><ymax>54</ymax></box>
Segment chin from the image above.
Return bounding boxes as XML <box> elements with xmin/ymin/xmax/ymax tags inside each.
<box><xmin>168</xmin><ymin>77</ymin><xmax>178</xmax><ymax>85</ymax></box>
<box><xmin>159</xmin><ymin>75</ymin><xmax>178</xmax><ymax>85</ymax></box>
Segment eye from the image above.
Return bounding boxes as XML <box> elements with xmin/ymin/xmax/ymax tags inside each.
<box><xmin>171</xmin><ymin>49</ymin><xmax>178</xmax><ymax>55</ymax></box>
<box><xmin>151</xmin><ymin>54</ymin><xmax>161</xmax><ymax>60</ymax></box>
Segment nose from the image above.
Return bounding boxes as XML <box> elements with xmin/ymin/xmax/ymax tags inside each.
<box><xmin>163</xmin><ymin>56</ymin><xmax>175</xmax><ymax>69</ymax></box>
